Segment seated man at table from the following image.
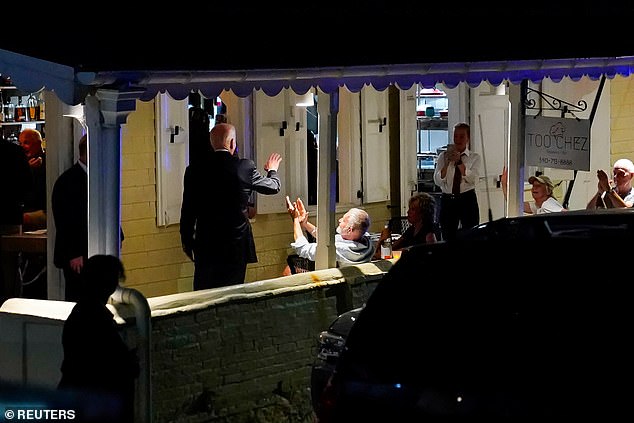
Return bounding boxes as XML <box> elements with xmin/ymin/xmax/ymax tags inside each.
<box><xmin>283</xmin><ymin>196</ymin><xmax>374</xmax><ymax>274</ymax></box>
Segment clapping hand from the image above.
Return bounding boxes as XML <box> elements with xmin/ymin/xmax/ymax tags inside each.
<box><xmin>597</xmin><ymin>169</ymin><xmax>612</xmax><ymax>192</ymax></box>
<box><xmin>295</xmin><ymin>197</ymin><xmax>308</xmax><ymax>225</ymax></box>
<box><xmin>446</xmin><ymin>144</ymin><xmax>460</xmax><ymax>162</ymax></box>
<box><xmin>285</xmin><ymin>196</ymin><xmax>308</xmax><ymax>224</ymax></box>
<box><xmin>286</xmin><ymin>196</ymin><xmax>298</xmax><ymax>219</ymax></box>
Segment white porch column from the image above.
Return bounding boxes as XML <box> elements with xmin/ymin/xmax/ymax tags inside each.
<box><xmin>507</xmin><ymin>81</ymin><xmax>527</xmax><ymax>217</ymax></box>
<box><xmin>315</xmin><ymin>88</ymin><xmax>339</xmax><ymax>269</ymax></box>
<box><xmin>84</xmin><ymin>88</ymin><xmax>141</xmax><ymax>257</ymax></box>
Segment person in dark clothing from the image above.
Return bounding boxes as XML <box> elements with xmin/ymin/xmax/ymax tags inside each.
<box><xmin>188</xmin><ymin>91</ymin><xmax>211</xmax><ymax>165</ymax></box>
<box><xmin>18</xmin><ymin>128</ymin><xmax>47</xmax><ymax>230</ymax></box>
<box><xmin>11</xmin><ymin>129</ymin><xmax>47</xmax><ymax>298</ymax></box>
<box><xmin>52</xmin><ymin>134</ymin><xmax>88</xmax><ymax>301</ymax></box>
<box><xmin>180</xmin><ymin>123</ymin><xmax>282</xmax><ymax>290</ymax></box>
<box><xmin>0</xmin><ymin>138</ymin><xmax>32</xmax><ymax>227</ymax></box>
<box><xmin>52</xmin><ymin>134</ymin><xmax>125</xmax><ymax>301</ymax></box>
<box><xmin>372</xmin><ymin>192</ymin><xmax>438</xmax><ymax>260</ymax></box>
<box><xmin>58</xmin><ymin>255</ymin><xmax>139</xmax><ymax>423</ymax></box>
<box><xmin>0</xmin><ymin>138</ymin><xmax>32</xmax><ymax>301</ymax></box>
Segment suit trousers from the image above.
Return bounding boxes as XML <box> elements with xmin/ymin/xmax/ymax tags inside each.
<box><xmin>439</xmin><ymin>189</ymin><xmax>480</xmax><ymax>241</ymax></box>
<box><xmin>193</xmin><ymin>247</ymin><xmax>248</xmax><ymax>290</ymax></box>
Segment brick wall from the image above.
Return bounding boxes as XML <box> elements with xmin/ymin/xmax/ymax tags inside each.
<box><xmin>0</xmin><ymin>262</ymin><xmax>392</xmax><ymax>422</ymax></box>
<box><xmin>145</xmin><ymin>263</ymin><xmax>389</xmax><ymax>422</ymax></box>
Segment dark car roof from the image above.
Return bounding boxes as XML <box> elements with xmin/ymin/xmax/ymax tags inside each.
<box><xmin>335</xmin><ymin>210</ymin><xmax>634</xmax><ymax>420</ymax></box>
<box><xmin>327</xmin><ymin>308</ymin><xmax>363</xmax><ymax>337</ymax></box>
<box><xmin>457</xmin><ymin>207</ymin><xmax>634</xmax><ymax>241</ymax></box>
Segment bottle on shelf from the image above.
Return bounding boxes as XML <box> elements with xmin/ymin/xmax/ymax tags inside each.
<box><xmin>27</xmin><ymin>94</ymin><xmax>38</xmax><ymax>121</ymax></box>
<box><xmin>38</xmin><ymin>92</ymin><xmax>45</xmax><ymax>120</ymax></box>
<box><xmin>15</xmin><ymin>96</ymin><xmax>26</xmax><ymax>122</ymax></box>
<box><xmin>4</xmin><ymin>101</ymin><xmax>14</xmax><ymax>122</ymax></box>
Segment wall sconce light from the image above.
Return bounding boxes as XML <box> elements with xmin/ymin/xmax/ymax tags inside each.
<box><xmin>280</xmin><ymin>120</ymin><xmax>288</xmax><ymax>136</ymax></box>
<box><xmin>295</xmin><ymin>92</ymin><xmax>315</xmax><ymax>107</ymax></box>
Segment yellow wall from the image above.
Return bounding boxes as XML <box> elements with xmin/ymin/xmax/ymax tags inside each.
<box><xmin>117</xmin><ymin>98</ymin><xmax>301</xmax><ymax>289</ymax></box>
<box><xmin>119</xmin><ymin>100</ymin><xmax>191</xmax><ymax>298</ymax></box>
<box><xmin>610</xmin><ymin>76</ymin><xmax>634</xmax><ymax>164</ymax></box>
<box><xmin>245</xmin><ymin>211</ymin><xmax>294</xmax><ymax>282</ymax></box>
<box><xmin>118</xmin><ymin>100</ymin><xmax>404</xmax><ymax>297</ymax></box>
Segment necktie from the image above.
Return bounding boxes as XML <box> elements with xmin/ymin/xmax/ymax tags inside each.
<box><xmin>452</xmin><ymin>156</ymin><xmax>463</xmax><ymax>195</ymax></box>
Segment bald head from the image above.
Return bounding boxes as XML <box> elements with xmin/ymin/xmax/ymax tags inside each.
<box><xmin>18</xmin><ymin>128</ymin><xmax>43</xmax><ymax>158</ymax></box>
<box><xmin>210</xmin><ymin>123</ymin><xmax>236</xmax><ymax>154</ymax></box>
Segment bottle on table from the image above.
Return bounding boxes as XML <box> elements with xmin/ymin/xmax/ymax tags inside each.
<box><xmin>380</xmin><ymin>222</ymin><xmax>393</xmax><ymax>259</ymax></box>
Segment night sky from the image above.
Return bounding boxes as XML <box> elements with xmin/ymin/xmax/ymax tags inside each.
<box><xmin>4</xmin><ymin>2</ymin><xmax>634</xmax><ymax>72</ymax></box>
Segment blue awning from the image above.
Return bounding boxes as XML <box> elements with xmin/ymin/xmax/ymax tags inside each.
<box><xmin>0</xmin><ymin>49</ymin><xmax>76</xmax><ymax>105</ymax></box>
<box><xmin>79</xmin><ymin>56</ymin><xmax>634</xmax><ymax>102</ymax></box>
<box><xmin>3</xmin><ymin>47</ymin><xmax>634</xmax><ymax>105</ymax></box>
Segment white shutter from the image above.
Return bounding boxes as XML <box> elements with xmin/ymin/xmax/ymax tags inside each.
<box><xmin>472</xmin><ymin>89</ymin><xmax>510</xmax><ymax>222</ymax></box>
<box><xmin>155</xmin><ymin>93</ymin><xmax>189</xmax><ymax>227</ymax></box>
<box><xmin>253</xmin><ymin>89</ymin><xmax>292</xmax><ymax>214</ymax></box>
<box><xmin>399</xmin><ymin>87</ymin><xmax>419</xmax><ymax>214</ymax></box>
<box><xmin>361</xmin><ymin>87</ymin><xmax>390</xmax><ymax>203</ymax></box>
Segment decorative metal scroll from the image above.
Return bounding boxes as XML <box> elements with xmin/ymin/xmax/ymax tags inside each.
<box><xmin>524</xmin><ymin>87</ymin><xmax>587</xmax><ymax>118</ymax></box>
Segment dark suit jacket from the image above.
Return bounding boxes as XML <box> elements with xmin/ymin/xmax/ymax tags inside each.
<box><xmin>24</xmin><ymin>153</ymin><xmax>47</xmax><ymax>213</ymax></box>
<box><xmin>180</xmin><ymin>150</ymin><xmax>281</xmax><ymax>262</ymax></box>
<box><xmin>0</xmin><ymin>140</ymin><xmax>32</xmax><ymax>225</ymax></box>
<box><xmin>51</xmin><ymin>162</ymin><xmax>88</xmax><ymax>269</ymax></box>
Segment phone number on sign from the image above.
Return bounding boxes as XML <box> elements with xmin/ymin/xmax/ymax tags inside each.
<box><xmin>539</xmin><ymin>157</ymin><xmax>573</xmax><ymax>166</ymax></box>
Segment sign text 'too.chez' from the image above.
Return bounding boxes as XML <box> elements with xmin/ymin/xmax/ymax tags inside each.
<box><xmin>525</xmin><ymin>116</ymin><xmax>590</xmax><ymax>171</ymax></box>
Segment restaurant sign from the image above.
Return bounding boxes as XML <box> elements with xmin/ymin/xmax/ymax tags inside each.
<box><xmin>525</xmin><ymin>116</ymin><xmax>590</xmax><ymax>171</ymax></box>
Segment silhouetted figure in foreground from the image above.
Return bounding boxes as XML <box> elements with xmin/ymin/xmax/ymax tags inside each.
<box><xmin>58</xmin><ymin>255</ymin><xmax>139</xmax><ymax>423</ymax></box>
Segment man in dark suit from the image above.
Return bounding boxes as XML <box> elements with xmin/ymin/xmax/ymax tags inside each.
<box><xmin>52</xmin><ymin>134</ymin><xmax>88</xmax><ymax>301</ymax></box>
<box><xmin>0</xmin><ymin>138</ymin><xmax>32</xmax><ymax>301</ymax></box>
<box><xmin>180</xmin><ymin>123</ymin><xmax>282</xmax><ymax>290</ymax></box>
<box><xmin>0</xmin><ymin>138</ymin><xmax>32</xmax><ymax>228</ymax></box>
